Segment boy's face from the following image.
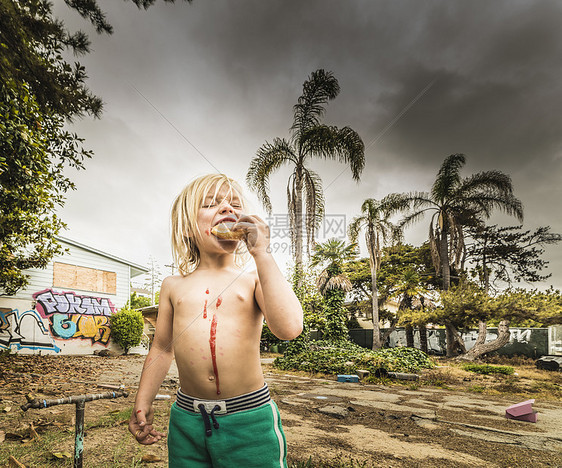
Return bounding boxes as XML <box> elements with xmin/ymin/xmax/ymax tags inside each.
<box><xmin>196</xmin><ymin>185</ymin><xmax>244</xmax><ymax>252</ymax></box>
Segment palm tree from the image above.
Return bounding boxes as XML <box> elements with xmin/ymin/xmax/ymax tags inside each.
<box><xmin>311</xmin><ymin>239</ymin><xmax>357</xmax><ymax>341</ymax></box>
<box><xmin>348</xmin><ymin>196</ymin><xmax>403</xmax><ymax>349</ymax></box>
<box><xmin>247</xmin><ymin>70</ymin><xmax>365</xmax><ymax>283</ymax></box>
<box><xmin>392</xmin><ymin>268</ymin><xmax>426</xmax><ymax>348</ymax></box>
<box><xmin>395</xmin><ymin>153</ymin><xmax>524</xmax><ymax>355</ymax></box>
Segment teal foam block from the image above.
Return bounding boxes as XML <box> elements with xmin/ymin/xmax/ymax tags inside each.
<box><xmin>337</xmin><ymin>375</ymin><xmax>359</xmax><ymax>383</ymax></box>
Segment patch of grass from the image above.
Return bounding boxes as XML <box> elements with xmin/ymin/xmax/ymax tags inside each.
<box><xmin>0</xmin><ymin>427</ymin><xmax>74</xmax><ymax>468</ymax></box>
<box><xmin>289</xmin><ymin>456</ymin><xmax>369</xmax><ymax>467</ymax></box>
<box><xmin>462</xmin><ymin>363</ymin><xmax>514</xmax><ymax>375</ymax></box>
<box><xmin>483</xmin><ymin>354</ymin><xmax>535</xmax><ymax>366</ymax></box>
<box><xmin>468</xmin><ymin>385</ymin><xmax>485</xmax><ymax>393</ymax></box>
<box><xmin>420</xmin><ymin>369</ymin><xmax>460</xmax><ymax>389</ymax></box>
<box><xmin>87</xmin><ymin>407</ymin><xmax>132</xmax><ymax>430</ymax></box>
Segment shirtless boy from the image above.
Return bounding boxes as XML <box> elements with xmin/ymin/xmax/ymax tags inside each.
<box><xmin>128</xmin><ymin>174</ymin><xmax>303</xmax><ymax>467</ymax></box>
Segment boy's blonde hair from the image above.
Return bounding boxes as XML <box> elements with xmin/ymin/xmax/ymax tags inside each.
<box><xmin>171</xmin><ymin>174</ymin><xmax>248</xmax><ymax>275</ymax></box>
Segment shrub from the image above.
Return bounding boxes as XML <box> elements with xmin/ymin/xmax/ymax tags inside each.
<box><xmin>275</xmin><ymin>340</ymin><xmax>434</xmax><ymax>375</ymax></box>
<box><xmin>110</xmin><ymin>308</ymin><xmax>144</xmax><ymax>354</ymax></box>
<box><xmin>462</xmin><ymin>363</ymin><xmax>514</xmax><ymax>375</ymax></box>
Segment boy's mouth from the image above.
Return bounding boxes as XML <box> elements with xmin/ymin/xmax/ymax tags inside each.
<box><xmin>213</xmin><ymin>217</ymin><xmax>237</xmax><ymax>226</ymax></box>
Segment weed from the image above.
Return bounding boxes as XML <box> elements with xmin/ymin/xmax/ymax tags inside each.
<box><xmin>0</xmin><ymin>426</ymin><xmax>74</xmax><ymax>467</ymax></box>
<box><xmin>420</xmin><ymin>369</ymin><xmax>459</xmax><ymax>389</ymax></box>
<box><xmin>275</xmin><ymin>340</ymin><xmax>434</xmax><ymax>375</ymax></box>
<box><xmin>87</xmin><ymin>407</ymin><xmax>132</xmax><ymax>430</ymax></box>
<box><xmin>462</xmin><ymin>363</ymin><xmax>514</xmax><ymax>375</ymax></box>
<box><xmin>484</xmin><ymin>355</ymin><xmax>535</xmax><ymax>366</ymax></box>
<box><xmin>468</xmin><ymin>385</ymin><xmax>485</xmax><ymax>393</ymax></box>
<box><xmin>289</xmin><ymin>455</ymin><xmax>369</xmax><ymax>467</ymax></box>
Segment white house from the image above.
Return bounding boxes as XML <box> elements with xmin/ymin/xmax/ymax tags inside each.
<box><xmin>0</xmin><ymin>237</ymin><xmax>148</xmax><ymax>355</ymax></box>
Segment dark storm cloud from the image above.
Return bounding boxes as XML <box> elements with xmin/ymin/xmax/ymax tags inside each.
<box><xmin>149</xmin><ymin>0</ymin><xmax>562</xmax><ymax>172</ymax></box>
<box><xmin>53</xmin><ymin>0</ymin><xmax>562</xmax><ymax>287</ymax></box>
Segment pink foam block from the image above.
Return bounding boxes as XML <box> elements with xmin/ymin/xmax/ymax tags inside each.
<box><xmin>505</xmin><ymin>399</ymin><xmax>535</xmax><ymax>417</ymax></box>
<box><xmin>506</xmin><ymin>411</ymin><xmax>538</xmax><ymax>423</ymax></box>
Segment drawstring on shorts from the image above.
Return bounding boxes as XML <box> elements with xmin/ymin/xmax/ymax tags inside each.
<box><xmin>198</xmin><ymin>404</ymin><xmax>221</xmax><ymax>437</ymax></box>
<box><xmin>177</xmin><ymin>384</ymin><xmax>271</xmax><ymax>437</ymax></box>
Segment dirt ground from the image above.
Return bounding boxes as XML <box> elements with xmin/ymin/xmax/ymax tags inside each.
<box><xmin>0</xmin><ymin>353</ymin><xmax>561</xmax><ymax>467</ymax></box>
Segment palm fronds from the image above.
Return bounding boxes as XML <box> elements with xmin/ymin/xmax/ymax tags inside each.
<box><xmin>290</xmin><ymin>69</ymin><xmax>340</xmax><ymax>143</ymax></box>
<box><xmin>246</xmin><ymin>138</ymin><xmax>295</xmax><ymax>213</ymax></box>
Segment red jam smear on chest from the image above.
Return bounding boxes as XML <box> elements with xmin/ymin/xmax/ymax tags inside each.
<box><xmin>209</xmin><ymin>313</ymin><xmax>220</xmax><ymax>394</ymax></box>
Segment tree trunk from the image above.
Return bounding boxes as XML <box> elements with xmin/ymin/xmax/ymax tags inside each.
<box><xmin>440</xmin><ymin>225</ymin><xmax>457</xmax><ymax>356</ymax></box>
<box><xmin>419</xmin><ymin>326</ymin><xmax>428</xmax><ymax>353</ymax></box>
<box><xmin>405</xmin><ymin>324</ymin><xmax>414</xmax><ymax>348</ymax></box>
<box><xmin>440</xmin><ymin>230</ymin><xmax>451</xmax><ymax>291</ymax></box>
<box><xmin>381</xmin><ymin>319</ymin><xmax>398</xmax><ymax>346</ymax></box>
<box><xmin>473</xmin><ymin>320</ymin><xmax>487</xmax><ymax>348</ymax></box>
<box><xmin>458</xmin><ymin>320</ymin><xmax>511</xmax><ymax>361</ymax></box>
<box><xmin>293</xmin><ymin>173</ymin><xmax>304</xmax><ymax>289</ymax></box>
<box><xmin>370</xmin><ymin>256</ymin><xmax>381</xmax><ymax>350</ymax></box>
<box><xmin>445</xmin><ymin>321</ymin><xmax>466</xmax><ymax>357</ymax></box>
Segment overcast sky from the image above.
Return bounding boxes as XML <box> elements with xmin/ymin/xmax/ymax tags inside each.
<box><xmin>53</xmin><ymin>0</ymin><xmax>562</xmax><ymax>291</ymax></box>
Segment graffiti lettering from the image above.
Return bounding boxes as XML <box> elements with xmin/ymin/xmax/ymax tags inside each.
<box><xmin>382</xmin><ymin>327</ymin><xmax>547</xmax><ymax>357</ymax></box>
<box><xmin>32</xmin><ymin>289</ymin><xmax>115</xmax><ymax>345</ymax></box>
<box><xmin>34</xmin><ymin>290</ymin><xmax>114</xmax><ymax>317</ymax></box>
<box><xmin>51</xmin><ymin>313</ymin><xmax>111</xmax><ymax>344</ymax></box>
<box><xmin>0</xmin><ymin>307</ymin><xmax>60</xmax><ymax>352</ymax></box>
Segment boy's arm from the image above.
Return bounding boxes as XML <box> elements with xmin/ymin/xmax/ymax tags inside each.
<box><xmin>236</xmin><ymin>214</ymin><xmax>303</xmax><ymax>340</ymax></box>
<box><xmin>129</xmin><ymin>276</ymin><xmax>175</xmax><ymax>445</ymax></box>
<box><xmin>254</xmin><ymin>253</ymin><xmax>303</xmax><ymax>340</ymax></box>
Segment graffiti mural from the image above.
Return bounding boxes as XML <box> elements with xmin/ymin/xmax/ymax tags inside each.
<box><xmin>349</xmin><ymin>326</ymin><xmax>550</xmax><ymax>357</ymax></box>
<box><xmin>33</xmin><ymin>289</ymin><xmax>115</xmax><ymax>345</ymax></box>
<box><xmin>0</xmin><ymin>307</ymin><xmax>61</xmax><ymax>352</ymax></box>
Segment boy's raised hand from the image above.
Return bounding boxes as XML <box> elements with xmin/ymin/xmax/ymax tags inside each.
<box><xmin>233</xmin><ymin>215</ymin><xmax>270</xmax><ymax>257</ymax></box>
<box><xmin>129</xmin><ymin>405</ymin><xmax>166</xmax><ymax>445</ymax></box>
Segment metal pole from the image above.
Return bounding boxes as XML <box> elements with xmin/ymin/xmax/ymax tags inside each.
<box><xmin>74</xmin><ymin>400</ymin><xmax>85</xmax><ymax>468</ymax></box>
<box><xmin>21</xmin><ymin>390</ymin><xmax>129</xmax><ymax>468</ymax></box>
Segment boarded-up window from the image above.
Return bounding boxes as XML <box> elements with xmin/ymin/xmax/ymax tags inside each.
<box><xmin>53</xmin><ymin>262</ymin><xmax>117</xmax><ymax>295</ymax></box>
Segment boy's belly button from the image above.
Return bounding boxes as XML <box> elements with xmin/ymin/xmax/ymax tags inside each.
<box><xmin>208</xmin><ymin>375</ymin><xmax>215</xmax><ymax>381</ymax></box>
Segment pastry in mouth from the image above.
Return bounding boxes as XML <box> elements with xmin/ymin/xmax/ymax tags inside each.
<box><xmin>210</xmin><ymin>222</ymin><xmax>245</xmax><ymax>240</ymax></box>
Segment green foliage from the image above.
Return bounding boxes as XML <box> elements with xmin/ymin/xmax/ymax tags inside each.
<box><xmin>323</xmin><ymin>288</ymin><xmax>348</xmax><ymax>341</ymax></box>
<box><xmin>462</xmin><ymin>363</ymin><xmax>514</xmax><ymax>375</ymax></box>
<box><xmin>437</xmin><ymin>279</ymin><xmax>492</xmax><ymax>328</ymax></box>
<box><xmin>261</xmin><ymin>321</ymin><xmax>282</xmax><ymax>348</ymax></box>
<box><xmin>290</xmin><ymin>263</ymin><xmax>326</xmax><ymax>337</ymax></box>
<box><xmin>110</xmin><ymin>307</ymin><xmax>144</xmax><ymax>354</ymax></box>
<box><xmin>128</xmin><ymin>292</ymin><xmax>151</xmax><ymax>309</ymax></box>
<box><xmin>393</xmin><ymin>153</ymin><xmax>523</xmax><ymax>291</ymax></box>
<box><xmin>275</xmin><ymin>340</ymin><xmax>434</xmax><ymax>375</ymax></box>
<box><xmin>0</xmin><ymin>0</ymin><xmax>189</xmax><ymax>295</ymax></box>
<box><xmin>492</xmin><ymin>287</ymin><xmax>562</xmax><ymax>326</ymax></box>
<box><xmin>0</xmin><ymin>80</ymin><xmax>91</xmax><ymax>294</ymax></box>
<box><xmin>310</xmin><ymin>239</ymin><xmax>357</xmax><ymax>341</ymax></box>
<box><xmin>467</xmin><ymin>224</ymin><xmax>561</xmax><ymax>291</ymax></box>
<box><xmin>377</xmin><ymin>243</ymin><xmax>437</xmax><ymax>299</ymax></box>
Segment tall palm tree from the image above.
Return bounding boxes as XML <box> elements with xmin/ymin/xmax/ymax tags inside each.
<box><xmin>398</xmin><ymin>154</ymin><xmax>523</xmax><ymax>290</ymax></box>
<box><xmin>247</xmin><ymin>69</ymin><xmax>365</xmax><ymax>282</ymax></box>
<box><xmin>395</xmin><ymin>153</ymin><xmax>524</xmax><ymax>355</ymax></box>
<box><xmin>348</xmin><ymin>196</ymin><xmax>403</xmax><ymax>349</ymax></box>
<box><xmin>311</xmin><ymin>239</ymin><xmax>357</xmax><ymax>341</ymax></box>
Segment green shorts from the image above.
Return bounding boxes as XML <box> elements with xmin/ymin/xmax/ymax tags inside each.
<box><xmin>167</xmin><ymin>386</ymin><xmax>287</xmax><ymax>467</ymax></box>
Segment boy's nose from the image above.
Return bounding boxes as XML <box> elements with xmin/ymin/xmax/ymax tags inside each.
<box><xmin>218</xmin><ymin>201</ymin><xmax>235</xmax><ymax>214</ymax></box>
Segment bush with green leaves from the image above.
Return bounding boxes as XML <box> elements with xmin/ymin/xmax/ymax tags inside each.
<box><xmin>462</xmin><ymin>363</ymin><xmax>514</xmax><ymax>375</ymax></box>
<box><xmin>275</xmin><ymin>340</ymin><xmax>434</xmax><ymax>375</ymax></box>
<box><xmin>110</xmin><ymin>308</ymin><xmax>144</xmax><ymax>354</ymax></box>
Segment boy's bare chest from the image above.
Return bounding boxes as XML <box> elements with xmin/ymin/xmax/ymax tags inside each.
<box><xmin>171</xmin><ymin>274</ymin><xmax>257</xmax><ymax>320</ymax></box>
